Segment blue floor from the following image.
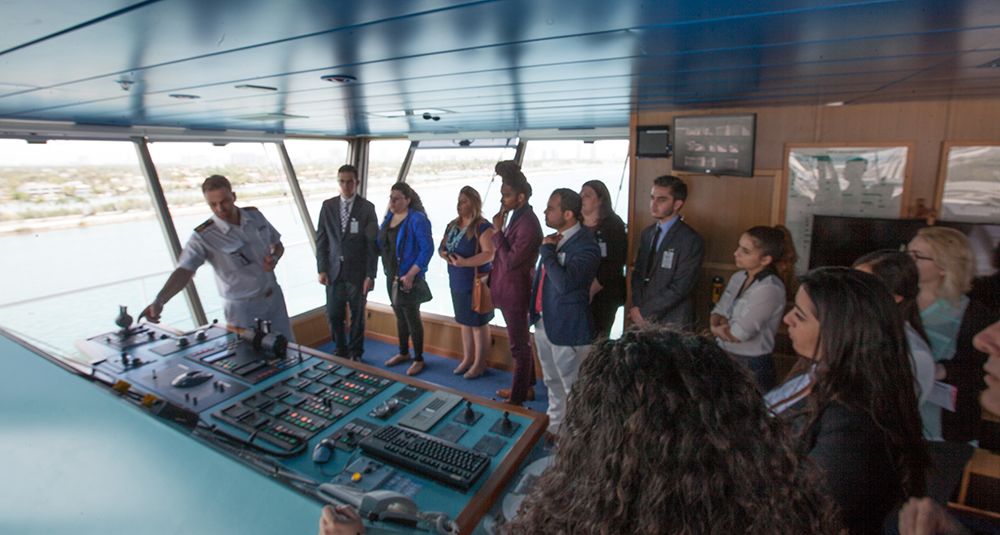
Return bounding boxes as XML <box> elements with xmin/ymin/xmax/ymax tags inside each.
<box><xmin>316</xmin><ymin>337</ymin><xmax>550</xmax><ymax>414</ymax></box>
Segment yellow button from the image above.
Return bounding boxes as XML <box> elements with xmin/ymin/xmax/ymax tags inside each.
<box><xmin>351</xmin><ymin>472</ymin><xmax>362</xmax><ymax>482</ymax></box>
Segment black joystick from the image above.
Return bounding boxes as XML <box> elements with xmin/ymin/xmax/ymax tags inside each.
<box><xmin>464</xmin><ymin>400</ymin><xmax>476</xmax><ymax>422</ymax></box>
<box><xmin>120</xmin><ymin>352</ymin><xmax>129</xmax><ymax>368</ymax></box>
<box><xmin>177</xmin><ymin>336</ymin><xmax>189</xmax><ymax>348</ymax></box>
<box><xmin>195</xmin><ymin>330</ymin><xmax>207</xmax><ymax>342</ymax></box>
<box><xmin>502</xmin><ymin>411</ymin><xmax>513</xmax><ymax>431</ymax></box>
<box><xmin>115</xmin><ymin>305</ymin><xmax>133</xmax><ymax>332</ymax></box>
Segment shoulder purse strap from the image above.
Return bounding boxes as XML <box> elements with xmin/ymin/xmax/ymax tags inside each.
<box><xmin>473</xmin><ymin>221</ymin><xmax>481</xmax><ymax>279</ymax></box>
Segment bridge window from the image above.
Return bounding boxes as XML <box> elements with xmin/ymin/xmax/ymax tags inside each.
<box><xmin>520</xmin><ymin>139</ymin><xmax>631</xmax><ymax>337</ymax></box>
<box><xmin>365</xmin><ymin>139</ymin><xmax>421</xmax><ymax>307</ymax></box>
<box><xmin>395</xmin><ymin>142</ymin><xmax>517</xmax><ymax>319</ymax></box>
<box><xmin>283</xmin><ymin>138</ymin><xmax>349</xmax><ymax>229</ymax></box>
<box><xmin>146</xmin><ymin>142</ymin><xmax>321</xmax><ymax>320</ymax></box>
<box><xmin>0</xmin><ymin>139</ymin><xmax>192</xmax><ymax>358</ymax></box>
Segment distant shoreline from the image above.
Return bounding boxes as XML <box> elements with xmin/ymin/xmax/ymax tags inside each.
<box><xmin>0</xmin><ymin>164</ymin><xmax>622</xmax><ymax>236</ymax></box>
<box><xmin>0</xmin><ymin>196</ymin><xmax>292</xmax><ymax>237</ymax></box>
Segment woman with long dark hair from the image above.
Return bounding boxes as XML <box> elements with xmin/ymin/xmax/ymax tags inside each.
<box><xmin>710</xmin><ymin>225</ymin><xmax>795</xmax><ymax>391</ymax></box>
<box><xmin>504</xmin><ymin>329</ymin><xmax>839</xmax><ymax>535</ymax></box>
<box><xmin>852</xmin><ymin>250</ymin><xmax>936</xmax><ymax>435</ymax></box>
<box><xmin>579</xmin><ymin>179</ymin><xmax>627</xmax><ymax>339</ymax></box>
<box><xmin>378</xmin><ymin>182</ymin><xmax>434</xmax><ymax>376</ymax></box>
<box><xmin>771</xmin><ymin>267</ymin><xmax>929</xmax><ymax>534</ymax></box>
<box><xmin>439</xmin><ymin>185</ymin><xmax>495</xmax><ymax>379</ymax></box>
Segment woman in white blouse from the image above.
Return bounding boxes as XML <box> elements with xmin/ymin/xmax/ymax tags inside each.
<box><xmin>710</xmin><ymin>225</ymin><xmax>796</xmax><ymax>391</ymax></box>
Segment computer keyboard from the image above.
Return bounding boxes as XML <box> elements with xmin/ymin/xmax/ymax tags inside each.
<box><xmin>359</xmin><ymin>424</ymin><xmax>489</xmax><ymax>490</ymax></box>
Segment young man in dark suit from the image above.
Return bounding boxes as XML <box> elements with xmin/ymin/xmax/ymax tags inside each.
<box><xmin>530</xmin><ymin>188</ymin><xmax>600</xmax><ymax>434</ymax></box>
<box><xmin>490</xmin><ymin>161</ymin><xmax>543</xmax><ymax>406</ymax></box>
<box><xmin>629</xmin><ymin>175</ymin><xmax>704</xmax><ymax>329</ymax></box>
<box><xmin>315</xmin><ymin>164</ymin><xmax>379</xmax><ymax>361</ymax></box>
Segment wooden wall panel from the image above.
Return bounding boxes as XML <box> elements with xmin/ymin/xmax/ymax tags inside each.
<box><xmin>633</xmin><ymin>96</ymin><xmax>1000</xmax><ymax>329</ymax></box>
<box><xmin>316</xmin><ymin>303</ymin><xmax>524</xmax><ymax>371</ymax></box>
<box><xmin>946</xmin><ymin>98</ymin><xmax>1000</xmax><ymax>140</ymax></box>
<box><xmin>682</xmin><ymin>173</ymin><xmax>777</xmax><ymax>265</ymax></box>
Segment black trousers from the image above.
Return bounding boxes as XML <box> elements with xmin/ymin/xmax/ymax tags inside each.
<box><xmin>387</xmin><ymin>278</ymin><xmax>424</xmax><ymax>361</ymax></box>
<box><xmin>590</xmin><ymin>290</ymin><xmax>623</xmax><ymax>340</ymax></box>
<box><xmin>326</xmin><ymin>277</ymin><xmax>367</xmax><ymax>358</ymax></box>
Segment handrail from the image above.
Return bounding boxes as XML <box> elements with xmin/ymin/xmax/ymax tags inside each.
<box><xmin>0</xmin><ymin>270</ymin><xmax>172</xmax><ymax>309</ymax></box>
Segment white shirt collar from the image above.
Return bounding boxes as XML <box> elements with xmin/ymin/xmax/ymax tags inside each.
<box><xmin>212</xmin><ymin>210</ymin><xmax>237</xmax><ymax>234</ymax></box>
<box><xmin>556</xmin><ymin>222</ymin><xmax>581</xmax><ymax>250</ymax></box>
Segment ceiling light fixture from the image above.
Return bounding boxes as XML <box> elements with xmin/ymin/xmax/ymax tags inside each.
<box><xmin>235</xmin><ymin>84</ymin><xmax>278</xmax><ymax>92</ymax></box>
<box><xmin>368</xmin><ymin>110</ymin><xmax>409</xmax><ymax>118</ymax></box>
<box><xmin>235</xmin><ymin>112</ymin><xmax>308</xmax><ymax>121</ymax></box>
<box><xmin>320</xmin><ymin>74</ymin><xmax>357</xmax><ymax>83</ymax></box>
<box><xmin>824</xmin><ymin>101</ymin><xmax>845</xmax><ymax>107</ymax></box>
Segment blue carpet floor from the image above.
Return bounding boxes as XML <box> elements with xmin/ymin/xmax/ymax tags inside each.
<box><xmin>316</xmin><ymin>337</ymin><xmax>549</xmax><ymax>414</ymax></box>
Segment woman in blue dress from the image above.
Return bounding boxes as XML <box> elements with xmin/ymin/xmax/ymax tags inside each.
<box><xmin>439</xmin><ymin>186</ymin><xmax>496</xmax><ymax>379</ymax></box>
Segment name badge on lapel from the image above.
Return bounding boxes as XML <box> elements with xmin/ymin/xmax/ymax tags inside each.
<box><xmin>557</xmin><ymin>252</ymin><xmax>567</xmax><ymax>266</ymax></box>
<box><xmin>661</xmin><ymin>248</ymin><xmax>675</xmax><ymax>269</ymax></box>
<box><xmin>598</xmin><ymin>240</ymin><xmax>607</xmax><ymax>258</ymax></box>
<box><xmin>349</xmin><ymin>219</ymin><xmax>359</xmax><ymax>234</ymax></box>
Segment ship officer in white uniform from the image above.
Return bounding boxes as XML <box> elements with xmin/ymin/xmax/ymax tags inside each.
<box><xmin>142</xmin><ymin>175</ymin><xmax>294</xmax><ymax>340</ymax></box>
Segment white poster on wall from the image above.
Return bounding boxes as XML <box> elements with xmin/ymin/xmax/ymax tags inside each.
<box><xmin>785</xmin><ymin>146</ymin><xmax>908</xmax><ymax>273</ymax></box>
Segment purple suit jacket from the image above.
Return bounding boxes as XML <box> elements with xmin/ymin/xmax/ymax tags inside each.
<box><xmin>489</xmin><ymin>205</ymin><xmax>543</xmax><ymax>311</ymax></box>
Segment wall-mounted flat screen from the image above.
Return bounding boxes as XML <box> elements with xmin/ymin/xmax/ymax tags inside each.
<box><xmin>672</xmin><ymin>114</ymin><xmax>756</xmax><ymax>177</ymax></box>
<box><xmin>809</xmin><ymin>215</ymin><xmax>1000</xmax><ymax>276</ymax></box>
<box><xmin>636</xmin><ymin>126</ymin><xmax>671</xmax><ymax>158</ymax></box>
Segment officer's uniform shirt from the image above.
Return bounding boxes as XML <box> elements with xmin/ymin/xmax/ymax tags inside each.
<box><xmin>177</xmin><ymin>207</ymin><xmax>293</xmax><ymax>339</ymax></box>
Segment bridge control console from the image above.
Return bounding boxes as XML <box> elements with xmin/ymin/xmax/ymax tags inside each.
<box><xmin>76</xmin><ymin>313</ymin><xmax>547</xmax><ymax>533</ymax></box>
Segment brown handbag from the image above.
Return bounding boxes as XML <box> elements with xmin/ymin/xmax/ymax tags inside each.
<box><xmin>471</xmin><ymin>223</ymin><xmax>494</xmax><ymax>314</ymax></box>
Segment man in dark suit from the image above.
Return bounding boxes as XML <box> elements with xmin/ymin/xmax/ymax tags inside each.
<box><xmin>629</xmin><ymin>175</ymin><xmax>704</xmax><ymax>329</ymax></box>
<box><xmin>530</xmin><ymin>189</ymin><xmax>600</xmax><ymax>433</ymax></box>
<box><xmin>316</xmin><ymin>164</ymin><xmax>379</xmax><ymax>361</ymax></box>
<box><xmin>490</xmin><ymin>161</ymin><xmax>543</xmax><ymax>406</ymax></box>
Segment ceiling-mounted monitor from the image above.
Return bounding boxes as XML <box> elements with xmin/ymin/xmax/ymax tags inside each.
<box><xmin>672</xmin><ymin>114</ymin><xmax>756</xmax><ymax>177</ymax></box>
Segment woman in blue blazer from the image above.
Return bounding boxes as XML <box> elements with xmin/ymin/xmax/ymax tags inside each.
<box><xmin>377</xmin><ymin>182</ymin><xmax>434</xmax><ymax>376</ymax></box>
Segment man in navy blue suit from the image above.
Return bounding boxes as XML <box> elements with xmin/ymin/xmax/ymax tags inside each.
<box><xmin>530</xmin><ymin>188</ymin><xmax>600</xmax><ymax>435</ymax></box>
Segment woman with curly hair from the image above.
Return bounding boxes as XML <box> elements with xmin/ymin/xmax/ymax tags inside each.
<box><xmin>772</xmin><ymin>267</ymin><xmax>929</xmax><ymax>534</ymax></box>
<box><xmin>503</xmin><ymin>329</ymin><xmax>839</xmax><ymax>535</ymax></box>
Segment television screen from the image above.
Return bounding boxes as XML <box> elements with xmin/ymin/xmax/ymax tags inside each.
<box><xmin>809</xmin><ymin>215</ymin><xmax>1000</xmax><ymax>275</ymax></box>
<box><xmin>636</xmin><ymin>126</ymin><xmax>671</xmax><ymax>158</ymax></box>
<box><xmin>672</xmin><ymin>114</ymin><xmax>756</xmax><ymax>177</ymax></box>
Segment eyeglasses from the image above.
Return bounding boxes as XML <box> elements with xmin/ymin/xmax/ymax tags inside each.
<box><xmin>906</xmin><ymin>250</ymin><xmax>935</xmax><ymax>262</ymax></box>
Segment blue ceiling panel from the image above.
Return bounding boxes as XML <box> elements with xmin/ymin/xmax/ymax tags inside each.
<box><xmin>1</xmin><ymin>0</ymin><xmax>1000</xmax><ymax>135</ymax></box>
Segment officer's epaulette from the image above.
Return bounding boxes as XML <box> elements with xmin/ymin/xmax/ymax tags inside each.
<box><xmin>194</xmin><ymin>219</ymin><xmax>214</xmax><ymax>232</ymax></box>
<box><xmin>244</xmin><ymin>206</ymin><xmax>259</xmax><ymax>212</ymax></box>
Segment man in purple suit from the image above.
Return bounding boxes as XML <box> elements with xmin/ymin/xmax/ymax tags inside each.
<box><xmin>490</xmin><ymin>161</ymin><xmax>543</xmax><ymax>406</ymax></box>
